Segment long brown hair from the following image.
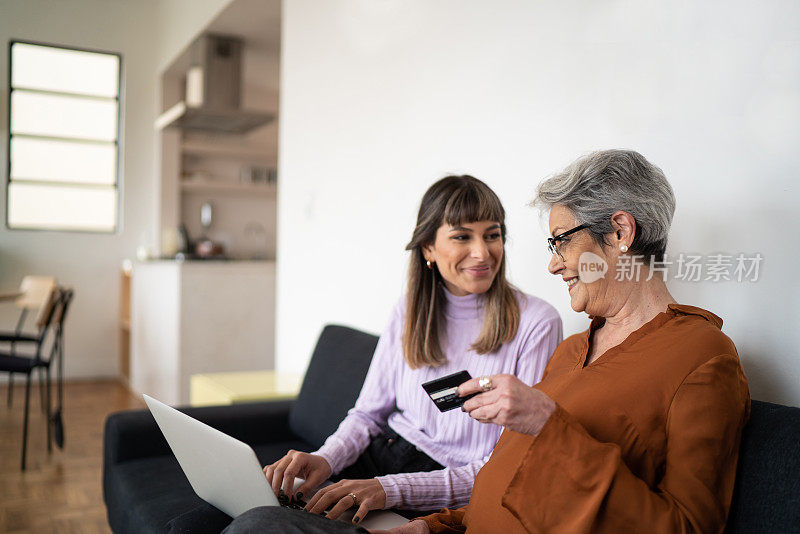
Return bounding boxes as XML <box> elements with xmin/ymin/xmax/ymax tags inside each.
<box><xmin>403</xmin><ymin>175</ymin><xmax>520</xmax><ymax>369</ymax></box>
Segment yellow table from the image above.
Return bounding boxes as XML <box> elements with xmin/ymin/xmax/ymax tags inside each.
<box><xmin>190</xmin><ymin>370</ymin><xmax>303</xmax><ymax>407</ymax></box>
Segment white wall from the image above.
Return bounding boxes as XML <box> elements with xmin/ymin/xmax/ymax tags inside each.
<box><xmin>277</xmin><ymin>0</ymin><xmax>800</xmax><ymax>406</ymax></box>
<box><xmin>0</xmin><ymin>0</ymin><xmax>231</xmax><ymax>380</ymax></box>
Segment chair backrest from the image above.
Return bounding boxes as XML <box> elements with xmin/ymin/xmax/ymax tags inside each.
<box><xmin>34</xmin><ymin>285</ymin><xmax>61</xmax><ymax>329</ymax></box>
<box><xmin>51</xmin><ymin>287</ymin><xmax>74</xmax><ymax>329</ymax></box>
<box><xmin>27</xmin><ymin>288</ymin><xmax>66</xmax><ymax>359</ymax></box>
<box><xmin>725</xmin><ymin>399</ymin><xmax>800</xmax><ymax>533</ymax></box>
<box><xmin>288</xmin><ymin>325</ymin><xmax>379</xmax><ymax>449</ymax></box>
<box><xmin>15</xmin><ymin>276</ymin><xmax>57</xmax><ymax>312</ymax></box>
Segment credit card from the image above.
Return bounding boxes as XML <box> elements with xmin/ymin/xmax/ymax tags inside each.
<box><xmin>422</xmin><ymin>370</ymin><xmax>477</xmax><ymax>412</ymax></box>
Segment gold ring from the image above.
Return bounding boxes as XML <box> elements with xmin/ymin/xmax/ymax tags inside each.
<box><xmin>479</xmin><ymin>376</ymin><xmax>493</xmax><ymax>392</ymax></box>
<box><xmin>347</xmin><ymin>492</ymin><xmax>358</xmax><ymax>506</ymax></box>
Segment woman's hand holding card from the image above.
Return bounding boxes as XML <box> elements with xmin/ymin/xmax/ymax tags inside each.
<box><xmin>459</xmin><ymin>374</ymin><xmax>556</xmax><ymax>436</ymax></box>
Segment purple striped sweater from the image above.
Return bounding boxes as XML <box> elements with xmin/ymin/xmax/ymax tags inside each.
<box><xmin>314</xmin><ymin>288</ymin><xmax>562</xmax><ymax>510</ymax></box>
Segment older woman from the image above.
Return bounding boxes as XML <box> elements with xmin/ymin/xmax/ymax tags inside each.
<box><xmin>393</xmin><ymin>149</ymin><xmax>750</xmax><ymax>533</ymax></box>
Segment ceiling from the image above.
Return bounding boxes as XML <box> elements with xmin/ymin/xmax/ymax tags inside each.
<box><xmin>206</xmin><ymin>0</ymin><xmax>282</xmax><ymax>55</ymax></box>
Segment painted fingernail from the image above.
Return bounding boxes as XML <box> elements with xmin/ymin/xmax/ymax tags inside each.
<box><xmin>353</xmin><ymin>516</ymin><xmax>360</xmax><ymax>523</ymax></box>
<box><xmin>296</xmin><ymin>492</ymin><xmax>303</xmax><ymax>500</ymax></box>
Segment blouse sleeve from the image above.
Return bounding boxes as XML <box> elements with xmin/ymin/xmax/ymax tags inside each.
<box><xmin>377</xmin><ymin>454</ymin><xmax>490</xmax><ymax>510</ymax></box>
<box><xmin>513</xmin><ymin>311</ymin><xmax>562</xmax><ymax>386</ymax></box>
<box><xmin>502</xmin><ymin>353</ymin><xmax>750</xmax><ymax>534</ymax></box>
<box><xmin>312</xmin><ymin>303</ymin><xmax>403</xmax><ymax>475</ymax></box>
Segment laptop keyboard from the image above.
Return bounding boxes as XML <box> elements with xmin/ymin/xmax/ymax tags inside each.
<box><xmin>278</xmin><ymin>492</ymin><xmax>307</xmax><ymax>511</ymax></box>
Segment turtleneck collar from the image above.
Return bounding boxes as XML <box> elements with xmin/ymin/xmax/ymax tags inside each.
<box><xmin>442</xmin><ymin>285</ymin><xmax>484</xmax><ymax>320</ymax></box>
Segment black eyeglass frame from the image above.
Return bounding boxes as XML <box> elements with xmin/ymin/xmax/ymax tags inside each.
<box><xmin>547</xmin><ymin>224</ymin><xmax>590</xmax><ymax>258</ymax></box>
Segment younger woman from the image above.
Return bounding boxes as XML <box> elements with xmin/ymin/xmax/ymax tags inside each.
<box><xmin>264</xmin><ymin>175</ymin><xmax>562</xmax><ymax>526</ymax></box>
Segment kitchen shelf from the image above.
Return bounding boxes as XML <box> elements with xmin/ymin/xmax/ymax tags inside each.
<box><xmin>182</xmin><ymin>139</ymin><xmax>272</xmax><ymax>162</ymax></box>
<box><xmin>180</xmin><ymin>180</ymin><xmax>277</xmax><ymax>195</ymax></box>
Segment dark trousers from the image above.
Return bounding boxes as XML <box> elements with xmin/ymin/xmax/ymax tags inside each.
<box><xmin>338</xmin><ymin>427</ymin><xmax>444</xmax><ymax>483</ymax></box>
<box><xmin>222</xmin><ymin>507</ymin><xmax>369</xmax><ymax>534</ymax></box>
<box><xmin>168</xmin><ymin>429</ymin><xmax>442</xmax><ymax>533</ymax></box>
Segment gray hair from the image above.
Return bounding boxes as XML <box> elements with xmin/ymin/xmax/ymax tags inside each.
<box><xmin>533</xmin><ymin>149</ymin><xmax>676</xmax><ymax>262</ymax></box>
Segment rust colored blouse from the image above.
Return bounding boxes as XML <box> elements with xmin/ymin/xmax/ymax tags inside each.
<box><xmin>422</xmin><ymin>304</ymin><xmax>750</xmax><ymax>534</ymax></box>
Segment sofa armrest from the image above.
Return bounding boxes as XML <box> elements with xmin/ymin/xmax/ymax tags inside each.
<box><xmin>103</xmin><ymin>399</ymin><xmax>296</xmax><ymax>465</ymax></box>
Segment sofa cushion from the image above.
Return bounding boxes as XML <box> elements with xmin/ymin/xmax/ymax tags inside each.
<box><xmin>726</xmin><ymin>399</ymin><xmax>800</xmax><ymax>533</ymax></box>
<box><xmin>289</xmin><ymin>325</ymin><xmax>379</xmax><ymax>449</ymax></box>
<box><xmin>105</xmin><ymin>440</ymin><xmax>313</xmax><ymax>534</ymax></box>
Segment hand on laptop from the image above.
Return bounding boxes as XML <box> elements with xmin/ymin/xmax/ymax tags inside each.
<box><xmin>304</xmin><ymin>478</ymin><xmax>386</xmax><ymax>525</ymax></box>
<box><xmin>263</xmin><ymin>450</ymin><xmax>331</xmax><ymax>501</ymax></box>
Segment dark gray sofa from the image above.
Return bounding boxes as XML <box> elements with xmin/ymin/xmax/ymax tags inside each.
<box><xmin>103</xmin><ymin>324</ymin><xmax>800</xmax><ymax>533</ymax></box>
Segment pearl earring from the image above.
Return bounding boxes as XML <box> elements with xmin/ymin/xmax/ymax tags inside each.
<box><xmin>620</xmin><ymin>245</ymin><xmax>628</xmax><ymax>253</ymax></box>
<box><xmin>426</xmin><ymin>260</ymin><xmax>432</xmax><ymax>269</ymax></box>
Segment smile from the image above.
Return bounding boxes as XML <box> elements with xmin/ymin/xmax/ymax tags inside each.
<box><xmin>464</xmin><ymin>265</ymin><xmax>492</xmax><ymax>277</ymax></box>
<box><xmin>565</xmin><ymin>277</ymin><xmax>578</xmax><ymax>291</ymax></box>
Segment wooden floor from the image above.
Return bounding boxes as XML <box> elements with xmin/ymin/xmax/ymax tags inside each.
<box><xmin>0</xmin><ymin>379</ymin><xmax>143</xmax><ymax>533</ymax></box>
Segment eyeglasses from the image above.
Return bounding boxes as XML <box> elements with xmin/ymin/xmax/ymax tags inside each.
<box><xmin>547</xmin><ymin>224</ymin><xmax>590</xmax><ymax>259</ymax></box>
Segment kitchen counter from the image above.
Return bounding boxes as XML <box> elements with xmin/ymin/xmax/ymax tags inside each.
<box><xmin>129</xmin><ymin>260</ymin><xmax>276</xmax><ymax>404</ymax></box>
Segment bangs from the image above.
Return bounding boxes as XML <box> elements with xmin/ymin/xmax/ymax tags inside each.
<box><xmin>442</xmin><ymin>182</ymin><xmax>505</xmax><ymax>227</ymax></box>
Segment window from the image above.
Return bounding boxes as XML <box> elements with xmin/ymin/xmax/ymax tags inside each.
<box><xmin>6</xmin><ymin>41</ymin><xmax>121</xmax><ymax>232</ymax></box>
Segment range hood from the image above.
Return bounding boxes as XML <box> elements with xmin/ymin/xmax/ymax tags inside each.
<box><xmin>155</xmin><ymin>34</ymin><xmax>274</xmax><ymax>134</ymax></box>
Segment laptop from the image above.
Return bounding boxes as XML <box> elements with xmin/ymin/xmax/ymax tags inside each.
<box><xmin>143</xmin><ymin>394</ymin><xmax>408</xmax><ymax>529</ymax></box>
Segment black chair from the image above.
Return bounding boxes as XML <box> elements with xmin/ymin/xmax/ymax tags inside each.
<box><xmin>0</xmin><ymin>286</ymin><xmax>73</xmax><ymax>469</ymax></box>
<box><xmin>0</xmin><ymin>276</ymin><xmax>57</xmax><ymax>408</ymax></box>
